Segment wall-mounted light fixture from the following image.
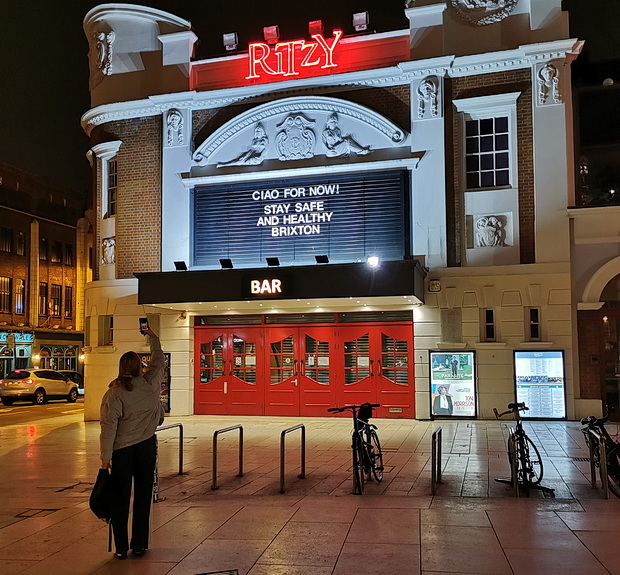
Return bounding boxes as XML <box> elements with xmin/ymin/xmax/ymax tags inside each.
<box><xmin>223</xmin><ymin>32</ymin><xmax>238</xmax><ymax>51</ymax></box>
<box><xmin>266</xmin><ymin>257</ymin><xmax>280</xmax><ymax>267</ymax></box>
<box><xmin>315</xmin><ymin>255</ymin><xmax>329</xmax><ymax>264</ymax></box>
<box><xmin>219</xmin><ymin>258</ymin><xmax>233</xmax><ymax>269</ymax></box>
<box><xmin>174</xmin><ymin>260</ymin><xmax>188</xmax><ymax>271</ymax></box>
<box><xmin>263</xmin><ymin>25</ymin><xmax>280</xmax><ymax>45</ymax></box>
<box><xmin>353</xmin><ymin>11</ymin><xmax>369</xmax><ymax>32</ymax></box>
<box><xmin>366</xmin><ymin>255</ymin><xmax>380</xmax><ymax>268</ymax></box>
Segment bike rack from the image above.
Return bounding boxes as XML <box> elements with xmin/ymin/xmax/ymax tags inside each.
<box><xmin>431</xmin><ymin>426</ymin><xmax>442</xmax><ymax>495</ymax></box>
<box><xmin>280</xmin><ymin>424</ymin><xmax>306</xmax><ymax>493</ymax></box>
<box><xmin>153</xmin><ymin>423</ymin><xmax>185</xmax><ymax>502</ymax></box>
<box><xmin>212</xmin><ymin>425</ymin><xmax>244</xmax><ymax>490</ymax></box>
<box><xmin>156</xmin><ymin>423</ymin><xmax>185</xmax><ymax>475</ymax></box>
<box><xmin>587</xmin><ymin>428</ymin><xmax>609</xmax><ymax>499</ymax></box>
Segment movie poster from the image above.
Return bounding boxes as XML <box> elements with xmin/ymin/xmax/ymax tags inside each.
<box><xmin>429</xmin><ymin>351</ymin><xmax>476</xmax><ymax>418</ymax></box>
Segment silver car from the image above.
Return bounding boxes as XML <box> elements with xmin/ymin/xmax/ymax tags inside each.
<box><xmin>0</xmin><ymin>369</ymin><xmax>79</xmax><ymax>405</ymax></box>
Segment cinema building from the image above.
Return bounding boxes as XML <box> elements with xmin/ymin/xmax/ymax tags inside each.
<box><xmin>82</xmin><ymin>1</ymin><xmax>598</xmax><ymax>422</ymax></box>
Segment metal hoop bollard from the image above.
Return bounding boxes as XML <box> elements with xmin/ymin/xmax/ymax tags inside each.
<box><xmin>212</xmin><ymin>425</ymin><xmax>244</xmax><ymax>490</ymax></box>
<box><xmin>280</xmin><ymin>424</ymin><xmax>306</xmax><ymax>493</ymax></box>
<box><xmin>587</xmin><ymin>428</ymin><xmax>609</xmax><ymax>499</ymax></box>
<box><xmin>153</xmin><ymin>423</ymin><xmax>184</xmax><ymax>502</ymax></box>
<box><xmin>431</xmin><ymin>426</ymin><xmax>442</xmax><ymax>495</ymax></box>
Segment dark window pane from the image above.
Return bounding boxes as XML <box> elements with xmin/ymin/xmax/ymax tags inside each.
<box><xmin>480</xmin><ymin>118</ymin><xmax>494</xmax><ymax>134</ymax></box>
<box><xmin>480</xmin><ymin>136</ymin><xmax>494</xmax><ymax>152</ymax></box>
<box><xmin>466</xmin><ymin>120</ymin><xmax>479</xmax><ymax>136</ymax></box>
<box><xmin>496</xmin><ymin>152</ymin><xmax>509</xmax><ymax>169</ymax></box>
<box><xmin>485</xmin><ymin>325</ymin><xmax>495</xmax><ymax>339</ymax></box>
<box><xmin>495</xmin><ymin>116</ymin><xmax>508</xmax><ymax>132</ymax></box>
<box><xmin>481</xmin><ymin>172</ymin><xmax>495</xmax><ymax>187</ymax></box>
<box><xmin>496</xmin><ymin>170</ymin><xmax>510</xmax><ymax>186</ymax></box>
<box><xmin>467</xmin><ymin>173</ymin><xmax>480</xmax><ymax>189</ymax></box>
<box><xmin>466</xmin><ymin>137</ymin><xmax>479</xmax><ymax>153</ymax></box>
<box><xmin>480</xmin><ymin>154</ymin><xmax>494</xmax><ymax>170</ymax></box>
<box><xmin>495</xmin><ymin>134</ymin><xmax>509</xmax><ymax>150</ymax></box>
<box><xmin>466</xmin><ymin>156</ymin><xmax>479</xmax><ymax>171</ymax></box>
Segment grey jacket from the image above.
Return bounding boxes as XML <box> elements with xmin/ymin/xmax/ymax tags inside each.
<box><xmin>99</xmin><ymin>334</ymin><xmax>166</xmax><ymax>463</ymax></box>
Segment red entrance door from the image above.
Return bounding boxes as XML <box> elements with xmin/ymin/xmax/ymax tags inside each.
<box><xmin>264</xmin><ymin>326</ymin><xmax>336</xmax><ymax>416</ymax></box>
<box><xmin>194</xmin><ymin>327</ymin><xmax>262</xmax><ymax>415</ymax></box>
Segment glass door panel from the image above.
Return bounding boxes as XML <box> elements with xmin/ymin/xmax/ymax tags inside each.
<box><xmin>305</xmin><ymin>334</ymin><xmax>330</xmax><ymax>384</ymax></box>
<box><xmin>199</xmin><ymin>337</ymin><xmax>224</xmax><ymax>383</ymax></box>
<box><xmin>381</xmin><ymin>334</ymin><xmax>409</xmax><ymax>386</ymax></box>
<box><xmin>344</xmin><ymin>334</ymin><xmax>370</xmax><ymax>385</ymax></box>
<box><xmin>232</xmin><ymin>335</ymin><xmax>257</xmax><ymax>384</ymax></box>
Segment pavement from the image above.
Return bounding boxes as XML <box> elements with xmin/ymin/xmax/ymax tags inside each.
<box><xmin>1</xmin><ymin>410</ymin><xmax>620</xmax><ymax>575</ymax></box>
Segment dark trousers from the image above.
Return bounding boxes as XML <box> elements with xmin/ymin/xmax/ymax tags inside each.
<box><xmin>110</xmin><ymin>435</ymin><xmax>156</xmax><ymax>553</ymax></box>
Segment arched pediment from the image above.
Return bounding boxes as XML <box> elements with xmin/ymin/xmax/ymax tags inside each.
<box><xmin>192</xmin><ymin>96</ymin><xmax>409</xmax><ymax>168</ymax></box>
<box><xmin>579</xmin><ymin>255</ymin><xmax>620</xmax><ymax>310</ymax></box>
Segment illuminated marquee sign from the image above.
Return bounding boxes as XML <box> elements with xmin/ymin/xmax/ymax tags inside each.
<box><xmin>250</xmin><ymin>278</ymin><xmax>282</xmax><ymax>294</ymax></box>
<box><xmin>246</xmin><ymin>30</ymin><xmax>342</xmax><ymax>80</ymax></box>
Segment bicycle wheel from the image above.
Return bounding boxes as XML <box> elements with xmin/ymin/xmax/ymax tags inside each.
<box><xmin>352</xmin><ymin>434</ymin><xmax>365</xmax><ymax>495</ymax></box>
<box><xmin>523</xmin><ymin>435</ymin><xmax>544</xmax><ymax>484</ymax></box>
<box><xmin>603</xmin><ymin>445</ymin><xmax>620</xmax><ymax>498</ymax></box>
<box><xmin>514</xmin><ymin>435</ymin><xmax>530</xmax><ymax>496</ymax></box>
<box><xmin>369</xmin><ymin>429</ymin><xmax>384</xmax><ymax>482</ymax></box>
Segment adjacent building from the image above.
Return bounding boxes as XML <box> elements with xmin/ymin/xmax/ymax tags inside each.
<box><xmin>81</xmin><ymin>0</ymin><xmax>599</xmax><ymax>422</ymax></box>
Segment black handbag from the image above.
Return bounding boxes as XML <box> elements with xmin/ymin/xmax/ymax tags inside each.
<box><xmin>90</xmin><ymin>468</ymin><xmax>114</xmax><ymax>551</ymax></box>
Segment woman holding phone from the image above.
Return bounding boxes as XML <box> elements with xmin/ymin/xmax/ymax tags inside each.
<box><xmin>99</xmin><ymin>326</ymin><xmax>165</xmax><ymax>559</ymax></box>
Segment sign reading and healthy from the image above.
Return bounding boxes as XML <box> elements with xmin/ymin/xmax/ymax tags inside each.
<box><xmin>193</xmin><ymin>171</ymin><xmax>407</xmax><ymax>268</ymax></box>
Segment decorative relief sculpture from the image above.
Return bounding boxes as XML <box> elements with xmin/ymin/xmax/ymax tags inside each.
<box><xmin>322</xmin><ymin>112</ymin><xmax>371</xmax><ymax>157</ymax></box>
<box><xmin>417</xmin><ymin>78</ymin><xmax>438</xmax><ymax>119</ymax></box>
<box><xmin>101</xmin><ymin>237</ymin><xmax>116</xmax><ymax>265</ymax></box>
<box><xmin>537</xmin><ymin>64</ymin><xmax>561</xmax><ymax>105</ymax></box>
<box><xmin>475</xmin><ymin>215</ymin><xmax>507</xmax><ymax>247</ymax></box>
<box><xmin>276</xmin><ymin>114</ymin><xmax>316</xmax><ymax>161</ymax></box>
<box><xmin>166</xmin><ymin>109</ymin><xmax>184</xmax><ymax>146</ymax></box>
<box><xmin>451</xmin><ymin>0</ymin><xmax>518</xmax><ymax>26</ymax></box>
<box><xmin>217</xmin><ymin>122</ymin><xmax>269</xmax><ymax>167</ymax></box>
<box><xmin>94</xmin><ymin>31</ymin><xmax>115</xmax><ymax>76</ymax></box>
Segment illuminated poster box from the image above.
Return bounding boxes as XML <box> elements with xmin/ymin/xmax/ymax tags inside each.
<box><xmin>514</xmin><ymin>350</ymin><xmax>566</xmax><ymax>419</ymax></box>
<box><xmin>429</xmin><ymin>351</ymin><xmax>477</xmax><ymax>418</ymax></box>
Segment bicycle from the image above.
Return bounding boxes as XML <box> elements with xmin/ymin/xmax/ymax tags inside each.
<box><xmin>580</xmin><ymin>415</ymin><xmax>620</xmax><ymax>498</ymax></box>
<box><xmin>327</xmin><ymin>403</ymin><xmax>384</xmax><ymax>495</ymax></box>
<box><xmin>494</xmin><ymin>402</ymin><xmax>554</xmax><ymax>497</ymax></box>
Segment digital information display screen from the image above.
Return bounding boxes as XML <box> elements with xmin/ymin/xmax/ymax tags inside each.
<box><xmin>514</xmin><ymin>350</ymin><xmax>566</xmax><ymax>419</ymax></box>
<box><xmin>429</xmin><ymin>351</ymin><xmax>477</xmax><ymax>418</ymax></box>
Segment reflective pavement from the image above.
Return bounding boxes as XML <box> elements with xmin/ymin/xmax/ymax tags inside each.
<box><xmin>1</xmin><ymin>412</ymin><xmax>620</xmax><ymax>574</ymax></box>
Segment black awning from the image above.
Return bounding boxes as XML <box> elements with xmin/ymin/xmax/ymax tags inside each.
<box><xmin>135</xmin><ymin>260</ymin><xmax>426</xmax><ymax>304</ymax></box>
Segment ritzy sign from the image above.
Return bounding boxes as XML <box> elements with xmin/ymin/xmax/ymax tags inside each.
<box><xmin>246</xmin><ymin>30</ymin><xmax>343</xmax><ymax>80</ymax></box>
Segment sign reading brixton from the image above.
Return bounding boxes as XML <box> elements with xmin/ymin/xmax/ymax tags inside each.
<box><xmin>193</xmin><ymin>171</ymin><xmax>407</xmax><ymax>268</ymax></box>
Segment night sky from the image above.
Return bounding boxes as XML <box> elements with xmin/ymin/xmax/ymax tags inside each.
<box><xmin>0</xmin><ymin>1</ymin><xmax>617</xmax><ymax>195</ymax></box>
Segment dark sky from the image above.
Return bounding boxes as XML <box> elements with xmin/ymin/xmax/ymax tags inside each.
<box><xmin>0</xmin><ymin>1</ymin><xmax>617</xmax><ymax>195</ymax></box>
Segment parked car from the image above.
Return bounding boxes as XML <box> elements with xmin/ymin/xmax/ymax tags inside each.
<box><xmin>0</xmin><ymin>369</ymin><xmax>79</xmax><ymax>405</ymax></box>
<box><xmin>58</xmin><ymin>370</ymin><xmax>85</xmax><ymax>396</ymax></box>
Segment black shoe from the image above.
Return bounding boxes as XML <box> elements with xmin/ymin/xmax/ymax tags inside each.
<box><xmin>132</xmin><ymin>548</ymin><xmax>147</xmax><ymax>556</ymax></box>
<box><xmin>114</xmin><ymin>552</ymin><xmax>127</xmax><ymax>560</ymax></box>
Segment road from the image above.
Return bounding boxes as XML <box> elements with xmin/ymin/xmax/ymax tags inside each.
<box><xmin>0</xmin><ymin>397</ymin><xmax>84</xmax><ymax>427</ymax></box>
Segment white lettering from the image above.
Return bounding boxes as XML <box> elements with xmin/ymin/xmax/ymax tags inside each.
<box><xmin>271</xmin><ymin>225</ymin><xmax>321</xmax><ymax>236</ymax></box>
<box><xmin>309</xmin><ymin>184</ymin><xmax>339</xmax><ymax>196</ymax></box>
<box><xmin>250</xmin><ymin>279</ymin><xmax>283</xmax><ymax>294</ymax></box>
<box><xmin>264</xmin><ymin>203</ymin><xmax>290</xmax><ymax>215</ymax></box>
<box><xmin>253</xmin><ymin>189</ymin><xmax>280</xmax><ymax>201</ymax></box>
<box><xmin>295</xmin><ymin>201</ymin><xmax>324</xmax><ymax>212</ymax></box>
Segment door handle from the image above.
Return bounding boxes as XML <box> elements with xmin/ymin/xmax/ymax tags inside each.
<box><xmin>291</xmin><ymin>378</ymin><xmax>298</xmax><ymax>387</ymax></box>
<box><xmin>224</xmin><ymin>380</ymin><xmax>228</xmax><ymax>394</ymax></box>
<box><xmin>369</xmin><ymin>359</ymin><xmax>374</xmax><ymax>376</ymax></box>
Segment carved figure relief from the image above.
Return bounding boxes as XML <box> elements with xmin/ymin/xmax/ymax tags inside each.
<box><xmin>475</xmin><ymin>215</ymin><xmax>507</xmax><ymax>247</ymax></box>
<box><xmin>537</xmin><ymin>64</ymin><xmax>561</xmax><ymax>105</ymax></box>
<box><xmin>166</xmin><ymin>109</ymin><xmax>184</xmax><ymax>146</ymax></box>
<box><xmin>417</xmin><ymin>78</ymin><xmax>438</xmax><ymax>119</ymax></box>
<box><xmin>217</xmin><ymin>122</ymin><xmax>269</xmax><ymax>167</ymax></box>
<box><xmin>322</xmin><ymin>113</ymin><xmax>371</xmax><ymax>157</ymax></box>
<box><xmin>101</xmin><ymin>237</ymin><xmax>116</xmax><ymax>265</ymax></box>
<box><xmin>276</xmin><ymin>115</ymin><xmax>316</xmax><ymax>161</ymax></box>
<box><xmin>94</xmin><ymin>31</ymin><xmax>115</xmax><ymax>76</ymax></box>
<box><xmin>451</xmin><ymin>0</ymin><xmax>518</xmax><ymax>26</ymax></box>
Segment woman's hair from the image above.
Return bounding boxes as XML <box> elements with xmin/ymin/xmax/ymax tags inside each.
<box><xmin>114</xmin><ymin>351</ymin><xmax>142</xmax><ymax>391</ymax></box>
<box><xmin>437</xmin><ymin>385</ymin><xmax>448</xmax><ymax>393</ymax></box>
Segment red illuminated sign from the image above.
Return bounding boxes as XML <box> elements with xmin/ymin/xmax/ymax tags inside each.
<box><xmin>246</xmin><ymin>30</ymin><xmax>343</xmax><ymax>80</ymax></box>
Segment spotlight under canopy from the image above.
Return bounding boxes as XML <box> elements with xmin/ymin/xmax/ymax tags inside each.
<box><xmin>266</xmin><ymin>257</ymin><xmax>280</xmax><ymax>267</ymax></box>
<box><xmin>174</xmin><ymin>260</ymin><xmax>188</xmax><ymax>271</ymax></box>
<box><xmin>219</xmin><ymin>258</ymin><xmax>233</xmax><ymax>269</ymax></box>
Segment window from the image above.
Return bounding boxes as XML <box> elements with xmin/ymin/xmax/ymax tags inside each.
<box><xmin>482</xmin><ymin>309</ymin><xmax>496</xmax><ymax>342</ymax></box>
<box><xmin>0</xmin><ymin>276</ymin><xmax>11</xmax><ymax>312</ymax></box>
<box><xmin>50</xmin><ymin>284</ymin><xmax>61</xmax><ymax>316</ymax></box>
<box><xmin>64</xmin><ymin>286</ymin><xmax>73</xmax><ymax>318</ymax></box>
<box><xmin>39</xmin><ymin>282</ymin><xmax>48</xmax><ymax>316</ymax></box>
<box><xmin>40</xmin><ymin>237</ymin><xmax>48</xmax><ymax>261</ymax></box>
<box><xmin>527</xmin><ymin>307</ymin><xmax>541</xmax><ymax>341</ymax></box>
<box><xmin>454</xmin><ymin>92</ymin><xmax>520</xmax><ymax>192</ymax></box>
<box><xmin>15</xmin><ymin>279</ymin><xmax>25</xmax><ymax>314</ymax></box>
<box><xmin>98</xmin><ymin>315</ymin><xmax>114</xmax><ymax>346</ymax></box>
<box><xmin>16</xmin><ymin>231</ymin><xmax>25</xmax><ymax>256</ymax></box>
<box><xmin>63</xmin><ymin>244</ymin><xmax>73</xmax><ymax>265</ymax></box>
<box><xmin>50</xmin><ymin>240</ymin><xmax>62</xmax><ymax>263</ymax></box>
<box><xmin>465</xmin><ymin>117</ymin><xmax>509</xmax><ymax>189</ymax></box>
<box><xmin>107</xmin><ymin>159</ymin><xmax>118</xmax><ymax>216</ymax></box>
<box><xmin>0</xmin><ymin>227</ymin><xmax>12</xmax><ymax>253</ymax></box>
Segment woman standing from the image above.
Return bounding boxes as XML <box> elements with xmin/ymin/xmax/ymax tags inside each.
<box><xmin>99</xmin><ymin>327</ymin><xmax>165</xmax><ymax>559</ymax></box>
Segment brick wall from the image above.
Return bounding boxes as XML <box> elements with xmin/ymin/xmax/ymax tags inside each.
<box><xmin>577</xmin><ymin>310</ymin><xmax>603</xmax><ymax>400</ymax></box>
<box><xmin>450</xmin><ymin>69</ymin><xmax>534</xmax><ymax>266</ymax></box>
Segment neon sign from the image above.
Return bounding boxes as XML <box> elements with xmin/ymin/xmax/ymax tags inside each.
<box><xmin>250</xmin><ymin>279</ymin><xmax>283</xmax><ymax>295</ymax></box>
<box><xmin>246</xmin><ymin>30</ymin><xmax>343</xmax><ymax>80</ymax></box>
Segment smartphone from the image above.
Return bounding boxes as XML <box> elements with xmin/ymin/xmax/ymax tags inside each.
<box><xmin>139</xmin><ymin>317</ymin><xmax>149</xmax><ymax>335</ymax></box>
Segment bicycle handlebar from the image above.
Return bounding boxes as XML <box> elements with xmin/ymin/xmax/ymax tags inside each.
<box><xmin>327</xmin><ymin>403</ymin><xmax>380</xmax><ymax>413</ymax></box>
<box><xmin>493</xmin><ymin>402</ymin><xmax>529</xmax><ymax>419</ymax></box>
